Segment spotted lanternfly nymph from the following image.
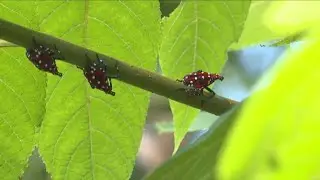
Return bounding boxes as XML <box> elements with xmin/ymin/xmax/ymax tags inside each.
<box><xmin>25</xmin><ymin>37</ymin><xmax>63</xmax><ymax>77</ymax></box>
<box><xmin>176</xmin><ymin>70</ymin><xmax>224</xmax><ymax>96</ymax></box>
<box><xmin>80</xmin><ymin>53</ymin><xmax>119</xmax><ymax>96</ymax></box>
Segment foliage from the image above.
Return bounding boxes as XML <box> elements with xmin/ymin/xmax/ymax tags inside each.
<box><xmin>159</xmin><ymin>1</ymin><xmax>251</xmax><ymax>152</ymax></box>
<box><xmin>155</xmin><ymin>111</ymin><xmax>218</xmax><ymax>134</ymax></box>
<box><xmin>145</xmin><ymin>1</ymin><xmax>320</xmax><ymax>180</ymax></box>
<box><xmin>0</xmin><ymin>1</ymin><xmax>160</xmax><ymax>180</ymax></box>
<box><xmin>229</xmin><ymin>1</ymin><xmax>281</xmax><ymax>50</ymax></box>
<box><xmin>0</xmin><ymin>1</ymin><xmax>319</xmax><ymax>180</ymax></box>
<box><xmin>144</xmin><ymin>102</ymin><xmax>243</xmax><ymax>180</ymax></box>
<box><xmin>217</xmin><ymin>34</ymin><xmax>320</xmax><ymax>180</ymax></box>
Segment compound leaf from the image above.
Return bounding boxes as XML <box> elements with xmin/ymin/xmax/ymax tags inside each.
<box><xmin>159</xmin><ymin>0</ymin><xmax>251</xmax><ymax>152</ymax></box>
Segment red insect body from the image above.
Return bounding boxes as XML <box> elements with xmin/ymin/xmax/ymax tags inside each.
<box><xmin>177</xmin><ymin>70</ymin><xmax>224</xmax><ymax>107</ymax></box>
<box><xmin>81</xmin><ymin>54</ymin><xmax>119</xmax><ymax>96</ymax></box>
<box><xmin>181</xmin><ymin>70</ymin><xmax>224</xmax><ymax>90</ymax></box>
<box><xmin>177</xmin><ymin>70</ymin><xmax>224</xmax><ymax>97</ymax></box>
<box><xmin>26</xmin><ymin>38</ymin><xmax>63</xmax><ymax>77</ymax></box>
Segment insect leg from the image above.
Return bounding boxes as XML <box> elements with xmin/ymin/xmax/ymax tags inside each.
<box><xmin>204</xmin><ymin>87</ymin><xmax>216</xmax><ymax>96</ymax></box>
<box><xmin>51</xmin><ymin>44</ymin><xmax>65</xmax><ymax>59</ymax></box>
<box><xmin>107</xmin><ymin>77</ymin><xmax>116</xmax><ymax>96</ymax></box>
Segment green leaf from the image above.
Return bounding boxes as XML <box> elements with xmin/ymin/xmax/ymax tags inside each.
<box><xmin>1</xmin><ymin>1</ymin><xmax>161</xmax><ymax>180</ymax></box>
<box><xmin>229</xmin><ymin>1</ymin><xmax>283</xmax><ymax>49</ymax></box>
<box><xmin>0</xmin><ymin>47</ymin><xmax>47</xmax><ymax>179</ymax></box>
<box><xmin>38</xmin><ymin>2</ymin><xmax>160</xmax><ymax>180</ymax></box>
<box><xmin>155</xmin><ymin>111</ymin><xmax>218</xmax><ymax>134</ymax></box>
<box><xmin>0</xmin><ymin>1</ymin><xmax>54</xmax><ymax>178</ymax></box>
<box><xmin>144</xmin><ymin>102</ymin><xmax>243</xmax><ymax>180</ymax></box>
<box><xmin>159</xmin><ymin>1</ymin><xmax>251</xmax><ymax>153</ymax></box>
<box><xmin>216</xmin><ymin>35</ymin><xmax>320</xmax><ymax>180</ymax></box>
<box><xmin>264</xmin><ymin>1</ymin><xmax>320</xmax><ymax>36</ymax></box>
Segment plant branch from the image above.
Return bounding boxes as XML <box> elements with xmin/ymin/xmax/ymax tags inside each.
<box><xmin>0</xmin><ymin>18</ymin><xmax>238</xmax><ymax>116</ymax></box>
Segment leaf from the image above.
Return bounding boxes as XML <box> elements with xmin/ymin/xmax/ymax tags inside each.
<box><xmin>0</xmin><ymin>48</ymin><xmax>45</xmax><ymax>178</ymax></box>
<box><xmin>264</xmin><ymin>1</ymin><xmax>320</xmax><ymax>36</ymax></box>
<box><xmin>155</xmin><ymin>111</ymin><xmax>218</xmax><ymax>134</ymax></box>
<box><xmin>144</xmin><ymin>102</ymin><xmax>243</xmax><ymax>180</ymax></box>
<box><xmin>216</xmin><ymin>34</ymin><xmax>320</xmax><ymax>180</ymax></box>
<box><xmin>1</xmin><ymin>1</ymin><xmax>161</xmax><ymax>180</ymax></box>
<box><xmin>37</xmin><ymin>1</ymin><xmax>160</xmax><ymax>180</ymax></box>
<box><xmin>229</xmin><ymin>1</ymin><xmax>285</xmax><ymax>50</ymax></box>
<box><xmin>0</xmin><ymin>1</ymin><xmax>55</xmax><ymax>178</ymax></box>
<box><xmin>0</xmin><ymin>48</ymin><xmax>47</xmax><ymax>179</ymax></box>
<box><xmin>159</xmin><ymin>1</ymin><xmax>251</xmax><ymax>153</ymax></box>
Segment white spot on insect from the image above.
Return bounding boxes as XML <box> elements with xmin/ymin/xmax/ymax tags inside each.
<box><xmin>90</xmin><ymin>70</ymin><xmax>94</xmax><ymax>74</ymax></box>
<box><xmin>202</xmin><ymin>76</ymin><xmax>205</xmax><ymax>79</ymax></box>
<box><xmin>190</xmin><ymin>81</ymin><xmax>193</xmax><ymax>84</ymax></box>
<box><xmin>92</xmin><ymin>76</ymin><xmax>95</xmax><ymax>79</ymax></box>
<box><xmin>38</xmin><ymin>60</ymin><xmax>42</xmax><ymax>64</ymax></box>
<box><xmin>201</xmin><ymin>72</ymin><xmax>204</xmax><ymax>74</ymax></box>
<box><xmin>44</xmin><ymin>64</ymin><xmax>48</xmax><ymax>67</ymax></box>
<box><xmin>184</xmin><ymin>76</ymin><xmax>188</xmax><ymax>79</ymax></box>
<box><xmin>194</xmin><ymin>77</ymin><xmax>197</xmax><ymax>80</ymax></box>
<box><xmin>36</xmin><ymin>55</ymin><xmax>39</xmax><ymax>58</ymax></box>
<box><xmin>208</xmin><ymin>75</ymin><xmax>211</xmax><ymax>78</ymax></box>
<box><xmin>97</xmin><ymin>81</ymin><xmax>101</xmax><ymax>84</ymax></box>
<box><xmin>193</xmin><ymin>73</ymin><xmax>197</xmax><ymax>75</ymax></box>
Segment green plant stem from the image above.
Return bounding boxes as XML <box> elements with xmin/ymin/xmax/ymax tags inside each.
<box><xmin>0</xmin><ymin>18</ymin><xmax>238</xmax><ymax>116</ymax></box>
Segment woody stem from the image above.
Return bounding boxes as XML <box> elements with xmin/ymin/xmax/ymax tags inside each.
<box><xmin>0</xmin><ymin>18</ymin><xmax>238</xmax><ymax>116</ymax></box>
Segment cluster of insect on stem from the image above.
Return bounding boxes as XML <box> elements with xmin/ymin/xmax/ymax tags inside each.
<box><xmin>25</xmin><ymin>37</ymin><xmax>120</xmax><ymax>96</ymax></box>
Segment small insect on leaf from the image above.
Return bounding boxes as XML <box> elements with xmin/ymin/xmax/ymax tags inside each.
<box><xmin>79</xmin><ymin>53</ymin><xmax>119</xmax><ymax>96</ymax></box>
<box><xmin>25</xmin><ymin>37</ymin><xmax>63</xmax><ymax>77</ymax></box>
